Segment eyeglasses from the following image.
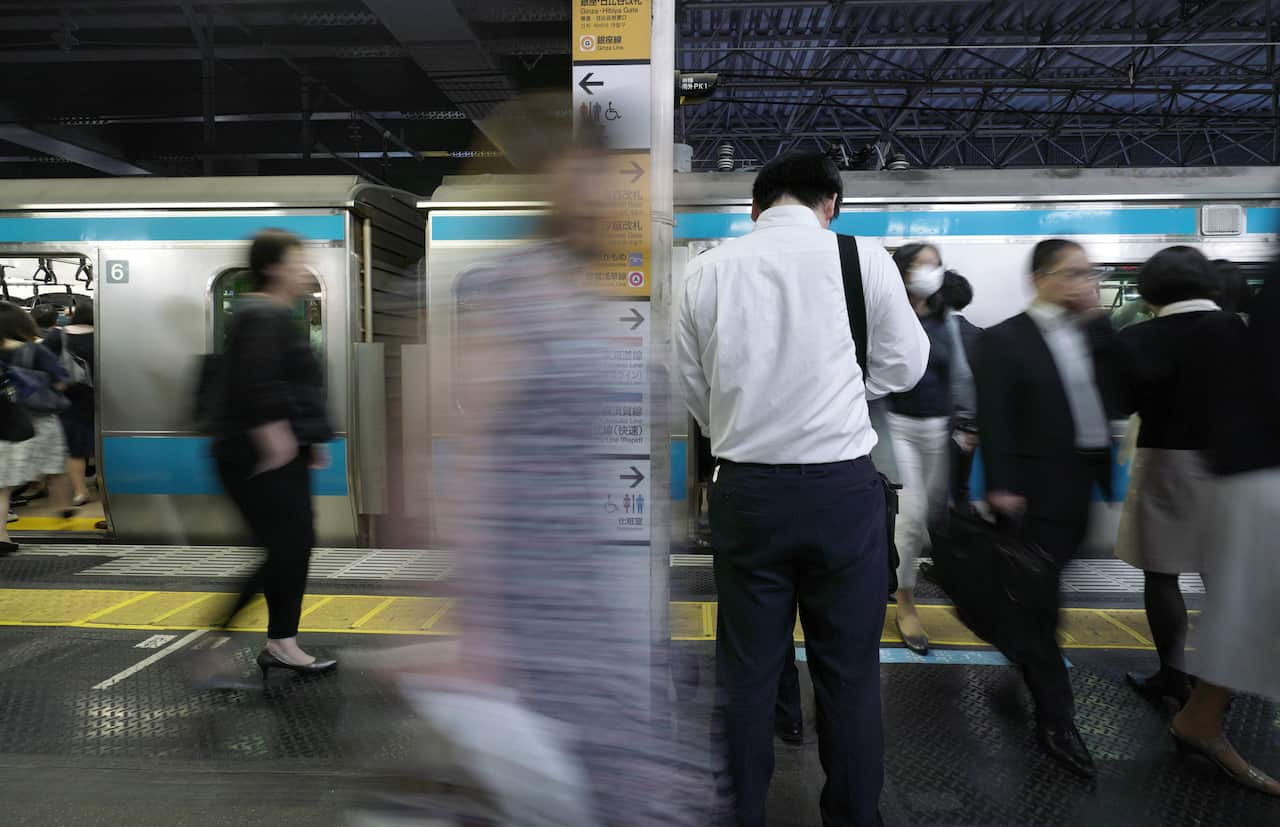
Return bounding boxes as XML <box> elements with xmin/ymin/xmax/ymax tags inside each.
<box><xmin>1042</xmin><ymin>266</ymin><xmax>1103</xmax><ymax>282</ymax></box>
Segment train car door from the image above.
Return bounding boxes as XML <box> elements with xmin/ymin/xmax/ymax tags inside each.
<box><xmin>0</xmin><ymin>250</ymin><xmax>106</xmax><ymax>541</ymax></box>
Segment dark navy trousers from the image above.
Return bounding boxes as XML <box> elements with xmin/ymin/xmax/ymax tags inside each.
<box><xmin>711</xmin><ymin>457</ymin><xmax>887</xmax><ymax>827</ymax></box>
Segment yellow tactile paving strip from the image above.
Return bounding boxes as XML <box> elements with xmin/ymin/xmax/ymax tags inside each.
<box><xmin>7</xmin><ymin>516</ymin><xmax>105</xmax><ymax>532</ymax></box>
<box><xmin>0</xmin><ymin>588</ymin><xmax>1177</xmax><ymax>649</ymax></box>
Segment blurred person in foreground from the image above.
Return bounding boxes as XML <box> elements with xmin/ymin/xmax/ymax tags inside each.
<box><xmin>373</xmin><ymin>103</ymin><xmax>705</xmax><ymax>827</ymax></box>
<box><xmin>1169</xmin><ymin>258</ymin><xmax>1280</xmax><ymax>796</ymax></box>
<box><xmin>680</xmin><ymin>152</ymin><xmax>928</xmax><ymax>826</ymax></box>
<box><xmin>975</xmin><ymin>239</ymin><xmax>1118</xmax><ymax>779</ymax></box>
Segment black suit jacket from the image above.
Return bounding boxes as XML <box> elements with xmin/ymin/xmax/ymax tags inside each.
<box><xmin>975</xmin><ymin>311</ymin><xmax>1118</xmax><ymax>522</ymax></box>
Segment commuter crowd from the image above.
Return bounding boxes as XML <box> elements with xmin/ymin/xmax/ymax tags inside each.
<box><xmin>0</xmin><ymin>296</ymin><xmax>96</xmax><ymax>555</ymax></box>
<box><xmin>1</xmin><ymin>143</ymin><xmax>1276</xmax><ymax>827</ymax></box>
<box><xmin>678</xmin><ymin>152</ymin><xmax>1280</xmax><ymax>824</ymax></box>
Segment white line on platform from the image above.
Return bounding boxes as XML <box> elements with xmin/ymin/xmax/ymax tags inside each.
<box><xmin>92</xmin><ymin>629</ymin><xmax>208</xmax><ymax>690</ymax></box>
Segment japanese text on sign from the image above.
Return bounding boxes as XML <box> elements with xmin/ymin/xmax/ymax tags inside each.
<box><xmin>574</xmin><ymin>0</ymin><xmax>651</xmax><ymax>62</ymax></box>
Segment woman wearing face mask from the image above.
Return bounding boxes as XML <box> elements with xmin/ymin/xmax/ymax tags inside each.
<box><xmin>887</xmin><ymin>243</ymin><xmax>977</xmax><ymax>655</ymax></box>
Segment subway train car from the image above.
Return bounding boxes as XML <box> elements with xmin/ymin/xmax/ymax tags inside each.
<box><xmin>1</xmin><ymin>177</ymin><xmax>424</xmax><ymax>547</ymax></box>
<box><xmin>423</xmin><ymin>166</ymin><xmax>1278</xmax><ymax>552</ymax></box>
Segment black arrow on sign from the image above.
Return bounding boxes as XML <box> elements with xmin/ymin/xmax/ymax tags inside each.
<box><xmin>620</xmin><ymin>466</ymin><xmax>646</xmax><ymax>488</ymax></box>
<box><xmin>620</xmin><ymin>307</ymin><xmax>645</xmax><ymax>330</ymax></box>
<box><xmin>621</xmin><ymin>159</ymin><xmax>644</xmax><ymax>183</ymax></box>
<box><xmin>578</xmin><ymin>72</ymin><xmax>604</xmax><ymax>94</ymax></box>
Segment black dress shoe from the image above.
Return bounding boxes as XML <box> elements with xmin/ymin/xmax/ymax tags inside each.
<box><xmin>1126</xmin><ymin>670</ymin><xmax>1192</xmax><ymax>706</ymax></box>
<box><xmin>775</xmin><ymin>720</ymin><xmax>803</xmax><ymax>746</ymax></box>
<box><xmin>1037</xmin><ymin>721</ymin><xmax>1096</xmax><ymax>780</ymax></box>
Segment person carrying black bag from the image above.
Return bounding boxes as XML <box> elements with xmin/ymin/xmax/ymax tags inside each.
<box><xmin>678</xmin><ymin>151</ymin><xmax>928</xmax><ymax>827</ymax></box>
<box><xmin>969</xmin><ymin>238</ymin><xmax>1119</xmax><ymax>780</ymax></box>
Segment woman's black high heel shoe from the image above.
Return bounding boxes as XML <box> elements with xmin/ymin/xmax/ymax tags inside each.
<box><xmin>1127</xmin><ymin>669</ymin><xmax>1192</xmax><ymax>706</ymax></box>
<box><xmin>257</xmin><ymin>649</ymin><xmax>338</xmax><ymax>682</ymax></box>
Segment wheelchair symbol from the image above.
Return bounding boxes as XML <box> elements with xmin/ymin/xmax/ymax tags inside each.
<box><xmin>604</xmin><ymin>102</ymin><xmax>621</xmax><ymax>121</ymax></box>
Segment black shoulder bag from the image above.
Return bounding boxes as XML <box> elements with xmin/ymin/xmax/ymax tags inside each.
<box><xmin>0</xmin><ymin>363</ymin><xmax>36</xmax><ymax>443</ymax></box>
<box><xmin>835</xmin><ymin>234</ymin><xmax>903</xmax><ymax>596</ymax></box>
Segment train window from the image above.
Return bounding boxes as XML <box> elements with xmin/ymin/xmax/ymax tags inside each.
<box><xmin>210</xmin><ymin>268</ymin><xmax>324</xmax><ymax>355</ymax></box>
<box><xmin>1099</xmin><ymin>259</ymin><xmax>1269</xmax><ymax>329</ymax></box>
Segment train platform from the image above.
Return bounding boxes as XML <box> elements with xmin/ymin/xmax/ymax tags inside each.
<box><xmin>0</xmin><ymin>544</ymin><xmax>1276</xmax><ymax>826</ymax></box>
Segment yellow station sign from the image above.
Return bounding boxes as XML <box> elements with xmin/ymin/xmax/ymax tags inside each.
<box><xmin>585</xmin><ymin>152</ymin><xmax>651</xmax><ymax>298</ymax></box>
<box><xmin>574</xmin><ymin>0</ymin><xmax>652</xmax><ymax>63</ymax></box>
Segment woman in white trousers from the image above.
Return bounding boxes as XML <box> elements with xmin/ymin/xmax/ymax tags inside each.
<box><xmin>887</xmin><ymin>244</ymin><xmax>977</xmax><ymax>654</ymax></box>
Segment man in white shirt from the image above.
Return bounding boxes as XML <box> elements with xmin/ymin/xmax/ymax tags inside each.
<box><xmin>678</xmin><ymin>152</ymin><xmax>928</xmax><ymax>827</ymax></box>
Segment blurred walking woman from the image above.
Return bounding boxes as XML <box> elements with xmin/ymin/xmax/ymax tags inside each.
<box><xmin>214</xmin><ymin>229</ymin><xmax>336</xmax><ymax>679</ymax></box>
<box><xmin>1170</xmin><ymin>258</ymin><xmax>1280</xmax><ymax>796</ymax></box>
<box><xmin>887</xmin><ymin>243</ymin><xmax>977</xmax><ymax>654</ymax></box>
<box><xmin>1110</xmin><ymin>247</ymin><xmax>1239</xmax><ymax>706</ymax></box>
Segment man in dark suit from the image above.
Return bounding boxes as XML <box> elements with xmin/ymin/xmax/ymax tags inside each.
<box><xmin>975</xmin><ymin>238</ymin><xmax>1117</xmax><ymax>779</ymax></box>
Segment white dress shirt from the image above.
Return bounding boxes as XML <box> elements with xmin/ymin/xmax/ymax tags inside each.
<box><xmin>1027</xmin><ymin>300</ymin><xmax>1111</xmax><ymax>449</ymax></box>
<box><xmin>678</xmin><ymin>204</ymin><xmax>930</xmax><ymax>464</ymax></box>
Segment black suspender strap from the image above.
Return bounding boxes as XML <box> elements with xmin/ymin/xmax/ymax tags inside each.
<box><xmin>836</xmin><ymin>233</ymin><xmax>869</xmax><ymax>383</ymax></box>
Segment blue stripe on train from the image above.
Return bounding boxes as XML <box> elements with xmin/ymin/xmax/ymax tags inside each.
<box><xmin>102</xmin><ymin>436</ymin><xmax>348</xmax><ymax>496</ymax></box>
<box><xmin>678</xmin><ymin>207</ymin><xmax>1198</xmax><ymax>240</ymax></box>
<box><xmin>431</xmin><ymin>214</ymin><xmax>541</xmax><ymax>242</ymax></box>
<box><xmin>1246</xmin><ymin>207</ymin><xmax>1280</xmax><ymax>234</ymax></box>
<box><xmin>427</xmin><ymin>207</ymin><xmax>1217</xmax><ymax>243</ymax></box>
<box><xmin>0</xmin><ymin>214</ymin><xmax>345</xmax><ymax>243</ymax></box>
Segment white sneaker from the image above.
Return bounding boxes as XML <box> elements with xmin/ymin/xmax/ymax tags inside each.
<box><xmin>6</xmin><ymin>511</ymin><xmax>17</xmax><ymax>524</ymax></box>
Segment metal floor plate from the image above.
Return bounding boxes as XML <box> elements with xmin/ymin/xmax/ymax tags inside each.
<box><xmin>0</xmin><ymin>629</ymin><xmax>1274</xmax><ymax>825</ymax></box>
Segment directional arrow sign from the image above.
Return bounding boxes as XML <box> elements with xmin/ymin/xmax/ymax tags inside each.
<box><xmin>619</xmin><ymin>307</ymin><xmax>645</xmax><ymax>330</ymax></box>
<box><xmin>620</xmin><ymin>466</ymin><xmax>646</xmax><ymax>488</ymax></box>
<box><xmin>621</xmin><ymin>159</ymin><xmax>644</xmax><ymax>183</ymax></box>
<box><xmin>578</xmin><ymin>72</ymin><xmax>604</xmax><ymax>94</ymax></box>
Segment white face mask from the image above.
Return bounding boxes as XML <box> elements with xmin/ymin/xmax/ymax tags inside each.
<box><xmin>907</xmin><ymin>264</ymin><xmax>945</xmax><ymax>299</ymax></box>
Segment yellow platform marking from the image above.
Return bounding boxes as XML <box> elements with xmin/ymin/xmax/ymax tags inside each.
<box><xmin>7</xmin><ymin>516</ymin><xmax>105</xmax><ymax>532</ymax></box>
<box><xmin>0</xmin><ymin>588</ymin><xmax>1177</xmax><ymax>649</ymax></box>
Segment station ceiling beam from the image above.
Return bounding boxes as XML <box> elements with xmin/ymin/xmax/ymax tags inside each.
<box><xmin>0</xmin><ymin>105</ymin><xmax>154</xmax><ymax>175</ymax></box>
<box><xmin>361</xmin><ymin>0</ymin><xmax>516</xmax><ymax>147</ymax></box>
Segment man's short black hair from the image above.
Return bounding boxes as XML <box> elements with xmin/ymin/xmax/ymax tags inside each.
<box><xmin>751</xmin><ymin>151</ymin><xmax>843</xmax><ymax>218</ymax></box>
<box><xmin>1138</xmin><ymin>245</ymin><xmax>1216</xmax><ymax>307</ymax></box>
<box><xmin>1030</xmin><ymin>238</ymin><xmax>1083</xmax><ymax>275</ymax></box>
